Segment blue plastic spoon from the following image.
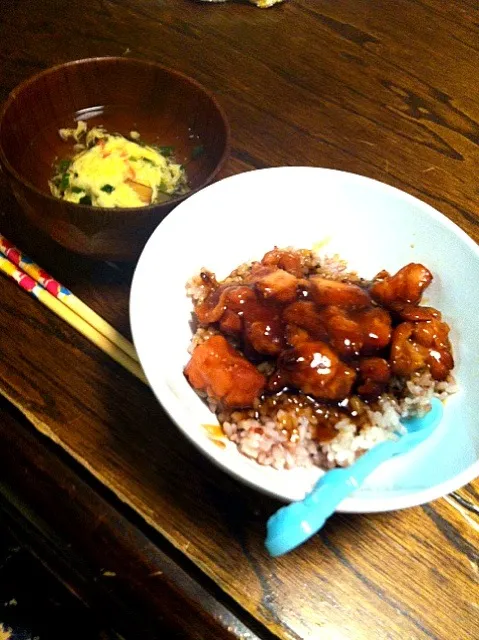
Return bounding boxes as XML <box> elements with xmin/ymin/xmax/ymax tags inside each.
<box><xmin>265</xmin><ymin>397</ymin><xmax>443</xmax><ymax>557</ymax></box>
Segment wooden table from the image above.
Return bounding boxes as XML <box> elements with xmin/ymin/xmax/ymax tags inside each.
<box><xmin>0</xmin><ymin>1</ymin><xmax>478</xmax><ymax>638</ymax></box>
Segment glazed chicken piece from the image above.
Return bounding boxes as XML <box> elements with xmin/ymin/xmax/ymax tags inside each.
<box><xmin>283</xmin><ymin>301</ymin><xmax>392</xmax><ymax>358</ymax></box>
<box><xmin>261</xmin><ymin>247</ymin><xmax>305</xmax><ymax>277</ymax></box>
<box><xmin>196</xmin><ymin>282</ymin><xmax>285</xmax><ymax>356</ymax></box>
<box><xmin>274</xmin><ymin>340</ymin><xmax>356</xmax><ymax>401</ymax></box>
<box><xmin>413</xmin><ymin>318</ymin><xmax>454</xmax><ymax>380</ymax></box>
<box><xmin>195</xmin><ymin>285</ymin><xmax>256</xmax><ymax>324</ymax></box>
<box><xmin>283</xmin><ymin>301</ymin><xmax>328</xmax><ymax>342</ymax></box>
<box><xmin>254</xmin><ymin>268</ymin><xmax>298</xmax><ymax>303</ymax></box>
<box><xmin>354</xmin><ymin>307</ymin><xmax>393</xmax><ymax>353</ymax></box>
<box><xmin>390</xmin><ymin>319</ymin><xmax>454</xmax><ymax>381</ymax></box>
<box><xmin>396</xmin><ymin>304</ymin><xmax>441</xmax><ymax>322</ymax></box>
<box><xmin>243</xmin><ymin>303</ymin><xmax>284</xmax><ymax>356</ymax></box>
<box><xmin>317</xmin><ymin>306</ymin><xmax>364</xmax><ymax>358</ymax></box>
<box><xmin>309</xmin><ymin>276</ymin><xmax>371</xmax><ymax>308</ymax></box>
<box><xmin>284</xmin><ymin>324</ymin><xmax>310</xmax><ymax>347</ymax></box>
<box><xmin>390</xmin><ymin>323</ymin><xmax>426</xmax><ymax>378</ymax></box>
<box><xmin>218</xmin><ymin>309</ymin><xmax>242</xmax><ymax>335</ymax></box>
<box><xmin>318</xmin><ymin>306</ymin><xmax>392</xmax><ymax>357</ymax></box>
<box><xmin>370</xmin><ymin>263</ymin><xmax>433</xmax><ymax>308</ymax></box>
<box><xmin>357</xmin><ymin>357</ymin><xmax>391</xmax><ymax>398</ymax></box>
<box><xmin>184</xmin><ymin>335</ymin><xmax>266</xmax><ymax>408</ymax></box>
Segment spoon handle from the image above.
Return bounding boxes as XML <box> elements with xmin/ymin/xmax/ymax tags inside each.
<box><xmin>265</xmin><ymin>399</ymin><xmax>443</xmax><ymax>557</ymax></box>
<box><xmin>300</xmin><ymin>439</ymin><xmax>400</xmax><ymax>512</ymax></box>
<box><xmin>265</xmin><ymin>439</ymin><xmax>400</xmax><ymax>556</ymax></box>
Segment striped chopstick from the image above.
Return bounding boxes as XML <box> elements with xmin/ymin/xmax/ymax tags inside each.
<box><xmin>0</xmin><ymin>240</ymin><xmax>147</xmax><ymax>385</ymax></box>
<box><xmin>0</xmin><ymin>233</ymin><xmax>139</xmax><ymax>362</ymax></box>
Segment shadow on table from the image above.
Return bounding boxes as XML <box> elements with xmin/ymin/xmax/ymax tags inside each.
<box><xmin>0</xmin><ymin>527</ymin><xmax>122</xmax><ymax>640</ymax></box>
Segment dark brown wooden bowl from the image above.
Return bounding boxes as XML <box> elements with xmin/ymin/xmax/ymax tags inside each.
<box><xmin>0</xmin><ymin>57</ymin><xmax>230</xmax><ymax>261</ymax></box>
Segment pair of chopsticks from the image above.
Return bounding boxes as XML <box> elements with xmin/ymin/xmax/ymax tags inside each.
<box><xmin>0</xmin><ymin>233</ymin><xmax>148</xmax><ymax>384</ymax></box>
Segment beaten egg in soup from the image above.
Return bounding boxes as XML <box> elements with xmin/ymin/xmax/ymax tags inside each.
<box><xmin>49</xmin><ymin>121</ymin><xmax>188</xmax><ymax>208</ymax></box>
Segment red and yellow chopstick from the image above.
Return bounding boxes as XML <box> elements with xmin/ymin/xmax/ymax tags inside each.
<box><xmin>0</xmin><ymin>236</ymin><xmax>147</xmax><ymax>384</ymax></box>
<box><xmin>0</xmin><ymin>233</ymin><xmax>138</xmax><ymax>362</ymax></box>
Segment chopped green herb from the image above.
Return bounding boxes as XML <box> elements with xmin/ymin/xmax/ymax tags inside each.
<box><xmin>71</xmin><ymin>186</ymin><xmax>83</xmax><ymax>194</ymax></box>
<box><xmin>129</xmin><ymin>156</ymin><xmax>138</xmax><ymax>162</ymax></box>
<box><xmin>191</xmin><ymin>144</ymin><xmax>205</xmax><ymax>160</ymax></box>
<box><xmin>59</xmin><ymin>173</ymin><xmax>70</xmax><ymax>190</ymax></box>
<box><xmin>100</xmin><ymin>184</ymin><xmax>115</xmax><ymax>193</ymax></box>
<box><xmin>141</xmin><ymin>156</ymin><xmax>157</xmax><ymax>166</ymax></box>
<box><xmin>58</xmin><ymin>159</ymin><xmax>71</xmax><ymax>172</ymax></box>
<box><xmin>79</xmin><ymin>195</ymin><xmax>92</xmax><ymax>205</ymax></box>
<box><xmin>158</xmin><ymin>146</ymin><xmax>174</xmax><ymax>157</ymax></box>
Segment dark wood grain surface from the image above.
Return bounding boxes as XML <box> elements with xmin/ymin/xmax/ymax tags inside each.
<box><xmin>0</xmin><ymin>1</ymin><xmax>478</xmax><ymax>639</ymax></box>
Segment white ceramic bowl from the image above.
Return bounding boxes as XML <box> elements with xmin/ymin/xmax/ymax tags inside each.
<box><xmin>130</xmin><ymin>167</ymin><xmax>479</xmax><ymax>511</ymax></box>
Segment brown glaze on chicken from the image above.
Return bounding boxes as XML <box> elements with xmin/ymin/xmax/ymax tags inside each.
<box><xmin>357</xmin><ymin>357</ymin><xmax>391</xmax><ymax>398</ymax></box>
<box><xmin>260</xmin><ymin>247</ymin><xmax>306</xmax><ymax>277</ymax></box>
<box><xmin>273</xmin><ymin>341</ymin><xmax>357</xmax><ymax>401</ymax></box>
<box><xmin>396</xmin><ymin>304</ymin><xmax>441</xmax><ymax>322</ymax></box>
<box><xmin>254</xmin><ymin>268</ymin><xmax>299</xmax><ymax>303</ymax></box>
<box><xmin>390</xmin><ymin>318</ymin><xmax>454</xmax><ymax>381</ymax></box>
<box><xmin>185</xmin><ymin>249</ymin><xmax>454</xmax><ymax>411</ymax></box>
<box><xmin>309</xmin><ymin>276</ymin><xmax>371</xmax><ymax>308</ymax></box>
<box><xmin>316</xmin><ymin>305</ymin><xmax>392</xmax><ymax>357</ymax></box>
<box><xmin>184</xmin><ymin>335</ymin><xmax>266</xmax><ymax>408</ymax></box>
<box><xmin>370</xmin><ymin>263</ymin><xmax>433</xmax><ymax>308</ymax></box>
<box><xmin>283</xmin><ymin>301</ymin><xmax>329</xmax><ymax>342</ymax></box>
